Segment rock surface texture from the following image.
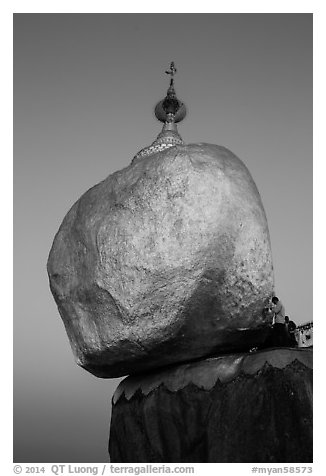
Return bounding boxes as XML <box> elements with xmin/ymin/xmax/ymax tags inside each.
<box><xmin>47</xmin><ymin>143</ymin><xmax>274</xmax><ymax>378</ymax></box>
<box><xmin>109</xmin><ymin>348</ymin><xmax>313</xmax><ymax>463</ymax></box>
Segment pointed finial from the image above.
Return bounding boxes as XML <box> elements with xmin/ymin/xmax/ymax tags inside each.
<box><xmin>165</xmin><ymin>61</ymin><xmax>177</xmax><ymax>78</ymax></box>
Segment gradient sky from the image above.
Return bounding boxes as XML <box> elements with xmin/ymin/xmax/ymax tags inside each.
<box><xmin>14</xmin><ymin>13</ymin><xmax>312</xmax><ymax>462</ymax></box>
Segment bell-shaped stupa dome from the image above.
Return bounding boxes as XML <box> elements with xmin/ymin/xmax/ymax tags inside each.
<box><xmin>133</xmin><ymin>62</ymin><xmax>186</xmax><ymax>160</ymax></box>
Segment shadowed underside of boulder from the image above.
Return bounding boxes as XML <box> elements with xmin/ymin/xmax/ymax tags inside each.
<box><xmin>47</xmin><ymin>143</ymin><xmax>274</xmax><ymax>378</ymax></box>
<box><xmin>109</xmin><ymin>348</ymin><xmax>312</xmax><ymax>463</ymax></box>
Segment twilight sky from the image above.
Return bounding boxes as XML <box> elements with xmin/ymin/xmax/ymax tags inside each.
<box><xmin>14</xmin><ymin>13</ymin><xmax>312</xmax><ymax>462</ymax></box>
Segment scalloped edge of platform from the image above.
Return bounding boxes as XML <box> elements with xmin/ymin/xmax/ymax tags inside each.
<box><xmin>113</xmin><ymin>347</ymin><xmax>312</xmax><ymax>404</ymax></box>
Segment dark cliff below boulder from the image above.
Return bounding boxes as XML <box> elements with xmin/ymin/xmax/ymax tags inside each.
<box><xmin>109</xmin><ymin>347</ymin><xmax>312</xmax><ymax>463</ymax></box>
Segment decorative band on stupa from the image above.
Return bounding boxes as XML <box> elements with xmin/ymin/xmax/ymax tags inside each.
<box><xmin>134</xmin><ymin>62</ymin><xmax>187</xmax><ymax>160</ymax></box>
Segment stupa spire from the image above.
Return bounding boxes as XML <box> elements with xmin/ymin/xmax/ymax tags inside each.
<box><xmin>134</xmin><ymin>62</ymin><xmax>186</xmax><ymax>160</ymax></box>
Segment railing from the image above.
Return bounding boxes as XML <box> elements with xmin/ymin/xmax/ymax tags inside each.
<box><xmin>295</xmin><ymin>321</ymin><xmax>313</xmax><ymax>347</ymax></box>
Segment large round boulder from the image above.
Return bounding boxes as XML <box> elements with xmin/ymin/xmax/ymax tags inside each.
<box><xmin>47</xmin><ymin>143</ymin><xmax>274</xmax><ymax>377</ymax></box>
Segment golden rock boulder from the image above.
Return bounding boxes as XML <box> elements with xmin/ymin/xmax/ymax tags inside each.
<box><xmin>47</xmin><ymin>143</ymin><xmax>274</xmax><ymax>377</ymax></box>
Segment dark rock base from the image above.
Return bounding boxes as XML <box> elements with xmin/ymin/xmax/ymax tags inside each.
<box><xmin>109</xmin><ymin>348</ymin><xmax>312</xmax><ymax>463</ymax></box>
